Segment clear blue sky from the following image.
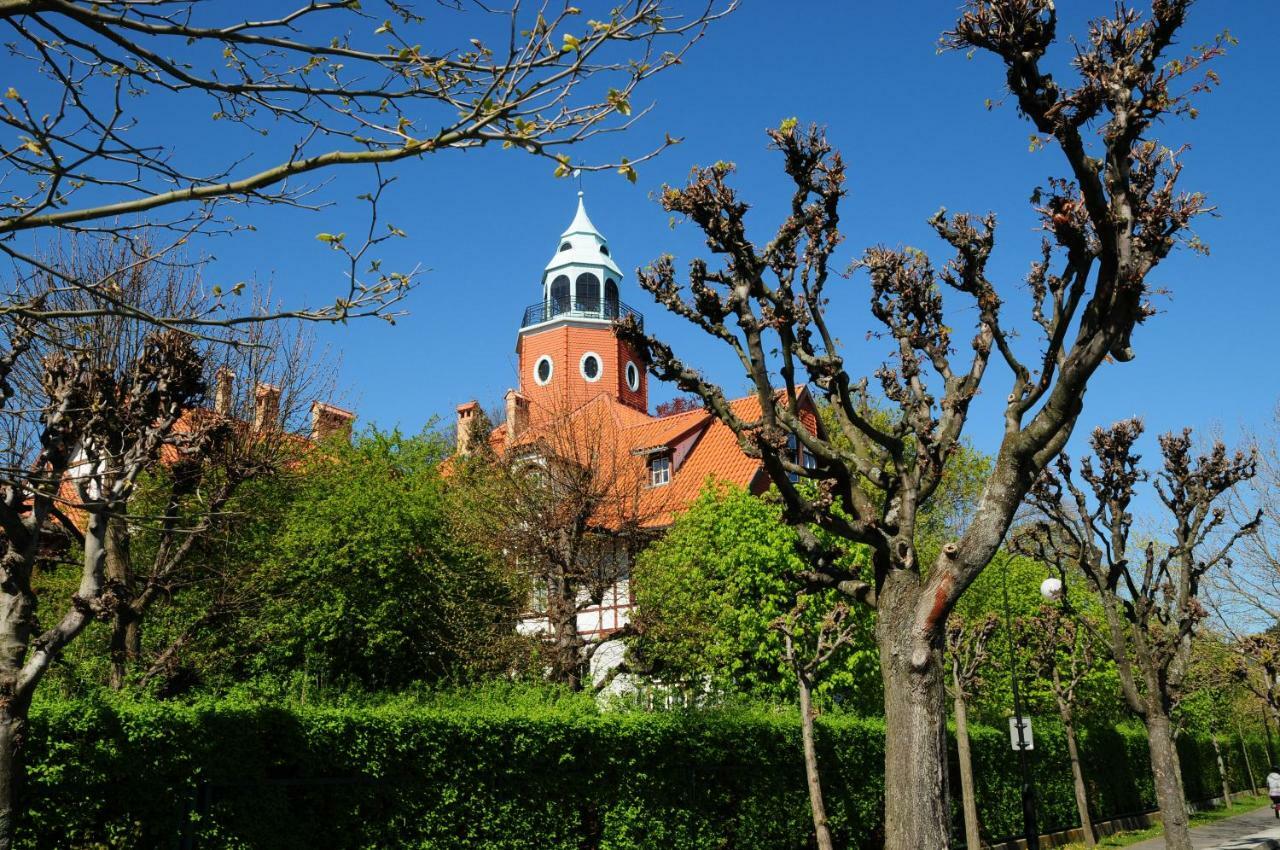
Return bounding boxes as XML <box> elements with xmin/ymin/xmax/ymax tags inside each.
<box><xmin>36</xmin><ymin>2</ymin><xmax>1280</xmax><ymax>473</ymax></box>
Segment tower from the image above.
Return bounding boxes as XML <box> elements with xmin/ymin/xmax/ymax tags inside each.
<box><xmin>514</xmin><ymin>192</ymin><xmax>648</xmax><ymax>420</ymax></box>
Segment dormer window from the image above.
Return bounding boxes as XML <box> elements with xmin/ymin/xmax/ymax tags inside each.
<box><xmin>559</xmin><ymin>241</ymin><xmax>572</xmax><ymax>252</ymax></box>
<box><xmin>650</xmin><ymin>455</ymin><xmax>671</xmax><ymax>487</ymax></box>
<box><xmin>786</xmin><ymin>433</ymin><xmax>816</xmax><ymax>482</ymax></box>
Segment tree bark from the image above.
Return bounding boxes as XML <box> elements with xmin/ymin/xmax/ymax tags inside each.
<box><xmin>1146</xmin><ymin>712</ymin><xmax>1192</xmax><ymax>850</ymax></box>
<box><xmin>797</xmin><ymin>668</ymin><xmax>834</xmax><ymax>850</ymax></box>
<box><xmin>0</xmin><ymin>705</ymin><xmax>26</xmax><ymax>850</ymax></box>
<box><xmin>879</xmin><ymin>573</ymin><xmax>951</xmax><ymax>850</ymax></box>
<box><xmin>1236</xmin><ymin>722</ymin><xmax>1258</xmax><ymax>797</ymax></box>
<box><xmin>106</xmin><ymin>514</ymin><xmax>136</xmax><ymax>690</ymax></box>
<box><xmin>1212</xmin><ymin>736</ymin><xmax>1232</xmax><ymax>806</ymax></box>
<box><xmin>953</xmin><ymin>688</ymin><xmax>981</xmax><ymax>850</ymax></box>
<box><xmin>1058</xmin><ymin>704</ymin><xmax>1095</xmax><ymax>847</ymax></box>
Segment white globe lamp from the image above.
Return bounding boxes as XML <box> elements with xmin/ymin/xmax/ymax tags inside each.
<box><xmin>1040</xmin><ymin>576</ymin><xmax>1063</xmax><ymax>601</ymax></box>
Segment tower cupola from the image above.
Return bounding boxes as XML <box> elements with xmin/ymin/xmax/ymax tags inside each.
<box><xmin>522</xmin><ymin>191</ymin><xmax>632</xmax><ymax>328</ymax></box>
<box><xmin>514</xmin><ymin>192</ymin><xmax>648</xmax><ymax>416</ymax></box>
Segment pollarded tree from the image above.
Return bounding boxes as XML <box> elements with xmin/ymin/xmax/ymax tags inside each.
<box><xmin>1025</xmin><ymin>603</ymin><xmax>1100</xmax><ymax>846</ymax></box>
<box><xmin>618</xmin><ymin>3</ymin><xmax>1226</xmax><ymax>845</ymax></box>
<box><xmin>0</xmin><ymin>1</ymin><xmax>735</xmax><ymax>328</ymax></box>
<box><xmin>8</xmin><ymin>245</ymin><xmax>339</xmax><ymax>691</ymax></box>
<box><xmin>945</xmin><ymin>612</ymin><xmax>999</xmax><ymax>850</ymax></box>
<box><xmin>774</xmin><ymin>597</ymin><xmax>862</xmax><ymax>850</ymax></box>
<box><xmin>0</xmin><ymin>321</ymin><xmax>204</xmax><ymax>846</ymax></box>
<box><xmin>1024</xmin><ymin>420</ymin><xmax>1259</xmax><ymax>850</ymax></box>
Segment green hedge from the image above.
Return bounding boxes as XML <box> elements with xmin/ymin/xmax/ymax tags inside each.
<box><xmin>17</xmin><ymin>698</ymin><xmax>1271</xmax><ymax>849</ymax></box>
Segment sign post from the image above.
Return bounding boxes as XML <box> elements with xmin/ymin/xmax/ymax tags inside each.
<box><xmin>1009</xmin><ymin>716</ymin><xmax>1034</xmax><ymax>751</ymax></box>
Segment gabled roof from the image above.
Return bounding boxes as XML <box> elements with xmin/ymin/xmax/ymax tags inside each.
<box><xmin>477</xmin><ymin>387</ymin><xmax>819</xmax><ymax>530</ymax></box>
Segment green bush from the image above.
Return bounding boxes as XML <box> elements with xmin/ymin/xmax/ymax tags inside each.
<box><xmin>17</xmin><ymin>696</ymin><xmax>1268</xmax><ymax>849</ymax></box>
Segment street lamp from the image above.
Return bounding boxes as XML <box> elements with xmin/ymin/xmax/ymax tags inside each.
<box><xmin>1002</xmin><ymin>564</ymin><xmax>1061</xmax><ymax>850</ymax></box>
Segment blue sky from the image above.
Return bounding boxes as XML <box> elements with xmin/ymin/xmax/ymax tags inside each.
<box><xmin>20</xmin><ymin>2</ymin><xmax>1280</xmax><ymax>477</ymax></box>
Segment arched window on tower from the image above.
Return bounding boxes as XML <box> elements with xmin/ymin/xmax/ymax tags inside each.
<box><xmin>576</xmin><ymin>272</ymin><xmax>600</xmax><ymax>315</ymax></box>
<box><xmin>550</xmin><ymin>275</ymin><xmax>570</xmax><ymax>316</ymax></box>
<box><xmin>604</xmin><ymin>279</ymin><xmax>620</xmax><ymax>319</ymax></box>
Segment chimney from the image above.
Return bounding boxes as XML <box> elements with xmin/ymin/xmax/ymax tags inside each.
<box><xmin>456</xmin><ymin>400</ymin><xmax>480</xmax><ymax>456</ymax></box>
<box><xmin>505</xmin><ymin>389</ymin><xmax>529</xmax><ymax>442</ymax></box>
<box><xmin>253</xmin><ymin>383</ymin><xmax>281</xmax><ymax>431</ymax></box>
<box><xmin>310</xmin><ymin>401</ymin><xmax>355</xmax><ymax>442</ymax></box>
<box><xmin>214</xmin><ymin>368</ymin><xmax>235</xmax><ymax>416</ymax></box>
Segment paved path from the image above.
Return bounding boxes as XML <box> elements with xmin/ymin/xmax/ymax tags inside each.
<box><xmin>1124</xmin><ymin>806</ymin><xmax>1280</xmax><ymax>850</ymax></box>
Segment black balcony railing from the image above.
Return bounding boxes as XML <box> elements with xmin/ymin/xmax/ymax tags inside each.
<box><xmin>520</xmin><ymin>298</ymin><xmax>644</xmax><ymax>331</ymax></box>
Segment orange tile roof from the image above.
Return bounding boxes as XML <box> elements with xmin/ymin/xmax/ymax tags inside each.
<box><xmin>475</xmin><ymin>388</ymin><xmax>817</xmax><ymax>530</ymax></box>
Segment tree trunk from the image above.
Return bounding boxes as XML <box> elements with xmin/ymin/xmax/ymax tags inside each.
<box><xmin>1236</xmin><ymin>722</ymin><xmax>1258</xmax><ymax>797</ymax></box>
<box><xmin>797</xmin><ymin>668</ymin><xmax>834</xmax><ymax>850</ymax></box>
<box><xmin>879</xmin><ymin>572</ymin><xmax>951</xmax><ymax>850</ymax></box>
<box><xmin>1145</xmin><ymin>712</ymin><xmax>1191</xmax><ymax>850</ymax></box>
<box><xmin>953</xmin><ymin>688</ymin><xmax>981</xmax><ymax>850</ymax></box>
<box><xmin>0</xmin><ymin>703</ymin><xmax>28</xmax><ymax>850</ymax></box>
<box><xmin>1212</xmin><ymin>736</ymin><xmax>1231</xmax><ymax>806</ymax></box>
<box><xmin>1058</xmin><ymin>703</ymin><xmax>1095</xmax><ymax>847</ymax></box>
<box><xmin>547</xmin><ymin>573</ymin><xmax>583</xmax><ymax>690</ymax></box>
<box><xmin>106</xmin><ymin>515</ymin><xmax>136</xmax><ymax>690</ymax></box>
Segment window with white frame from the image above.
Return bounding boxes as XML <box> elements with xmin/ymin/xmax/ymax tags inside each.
<box><xmin>649</xmin><ymin>454</ymin><xmax>671</xmax><ymax>487</ymax></box>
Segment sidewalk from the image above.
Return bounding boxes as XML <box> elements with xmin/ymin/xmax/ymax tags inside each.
<box><xmin>1124</xmin><ymin>805</ymin><xmax>1280</xmax><ymax>850</ymax></box>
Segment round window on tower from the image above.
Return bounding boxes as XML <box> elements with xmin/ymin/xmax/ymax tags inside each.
<box><xmin>580</xmin><ymin>352</ymin><xmax>602</xmax><ymax>383</ymax></box>
<box><xmin>534</xmin><ymin>355</ymin><xmax>554</xmax><ymax>386</ymax></box>
<box><xmin>625</xmin><ymin>362</ymin><xmax>641</xmax><ymax>392</ymax></box>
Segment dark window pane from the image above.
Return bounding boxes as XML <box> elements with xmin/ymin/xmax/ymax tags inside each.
<box><xmin>550</xmin><ymin>275</ymin><xmax>570</xmax><ymax>314</ymax></box>
<box><xmin>560</xmin><ymin>242</ymin><xmax>572</xmax><ymax>252</ymax></box>
<box><xmin>576</xmin><ymin>272</ymin><xmax>601</xmax><ymax>313</ymax></box>
<box><xmin>605</xmin><ymin>279</ymin><xmax>620</xmax><ymax>318</ymax></box>
<box><xmin>537</xmin><ymin>358</ymin><xmax>552</xmax><ymax>382</ymax></box>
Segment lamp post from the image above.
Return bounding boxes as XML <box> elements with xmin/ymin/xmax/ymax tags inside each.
<box><xmin>1002</xmin><ymin>561</ymin><xmax>1039</xmax><ymax>850</ymax></box>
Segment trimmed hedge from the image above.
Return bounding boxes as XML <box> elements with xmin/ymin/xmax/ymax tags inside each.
<box><xmin>18</xmin><ymin>698</ymin><xmax>1272</xmax><ymax>849</ymax></box>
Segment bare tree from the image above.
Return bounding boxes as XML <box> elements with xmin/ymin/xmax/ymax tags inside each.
<box><xmin>617</xmin><ymin>2</ymin><xmax>1225</xmax><ymax>844</ymax></box>
<box><xmin>1026</xmin><ymin>603</ymin><xmax>1099</xmax><ymax>846</ymax></box>
<box><xmin>1210</xmin><ymin>404</ymin><xmax>1280</xmax><ymax>739</ymax></box>
<box><xmin>0</xmin><ymin>321</ymin><xmax>204</xmax><ymax>847</ymax></box>
<box><xmin>107</xmin><ymin>322</ymin><xmax>335</xmax><ymax>690</ymax></box>
<box><xmin>0</xmin><ymin>1</ymin><xmax>734</xmax><ymax>326</ymax></box>
<box><xmin>6</xmin><ymin>240</ymin><xmax>339</xmax><ymax>691</ymax></box>
<box><xmin>452</xmin><ymin>399</ymin><xmax>664</xmax><ymax>690</ymax></box>
<box><xmin>946</xmin><ymin>613</ymin><xmax>999</xmax><ymax>850</ymax></box>
<box><xmin>774</xmin><ymin>597</ymin><xmax>860</xmax><ymax>850</ymax></box>
<box><xmin>1024</xmin><ymin>420</ymin><xmax>1259</xmax><ymax>850</ymax></box>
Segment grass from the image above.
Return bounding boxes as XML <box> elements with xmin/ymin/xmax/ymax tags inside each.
<box><xmin>1058</xmin><ymin>794</ymin><xmax>1273</xmax><ymax>849</ymax></box>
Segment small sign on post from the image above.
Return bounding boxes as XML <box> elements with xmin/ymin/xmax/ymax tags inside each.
<box><xmin>1009</xmin><ymin>716</ymin><xmax>1034</xmax><ymax>751</ymax></box>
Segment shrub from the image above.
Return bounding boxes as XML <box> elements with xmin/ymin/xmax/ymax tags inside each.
<box><xmin>18</xmin><ymin>696</ymin><xmax>1265</xmax><ymax>849</ymax></box>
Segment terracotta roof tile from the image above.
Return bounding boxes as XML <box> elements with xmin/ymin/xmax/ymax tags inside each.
<box><xmin>472</xmin><ymin>388</ymin><xmax>817</xmax><ymax>530</ymax></box>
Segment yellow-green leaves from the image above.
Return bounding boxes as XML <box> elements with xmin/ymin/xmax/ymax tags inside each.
<box><xmin>778</xmin><ymin>116</ymin><xmax>798</xmax><ymax>136</ymax></box>
<box><xmin>561</xmin><ymin>33</ymin><xmax>581</xmax><ymax>53</ymax></box>
<box><xmin>606</xmin><ymin>88</ymin><xmax>631</xmax><ymax>116</ymax></box>
<box><xmin>617</xmin><ymin>158</ymin><xmax>636</xmax><ymax>184</ymax></box>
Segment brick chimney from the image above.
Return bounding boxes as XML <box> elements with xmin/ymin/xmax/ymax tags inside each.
<box><xmin>253</xmin><ymin>383</ymin><xmax>281</xmax><ymax>431</ymax></box>
<box><xmin>456</xmin><ymin>400</ymin><xmax>481</xmax><ymax>456</ymax></box>
<box><xmin>214</xmin><ymin>368</ymin><xmax>235</xmax><ymax>416</ymax></box>
<box><xmin>310</xmin><ymin>401</ymin><xmax>355</xmax><ymax>442</ymax></box>
<box><xmin>505</xmin><ymin>389</ymin><xmax>529</xmax><ymax>441</ymax></box>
